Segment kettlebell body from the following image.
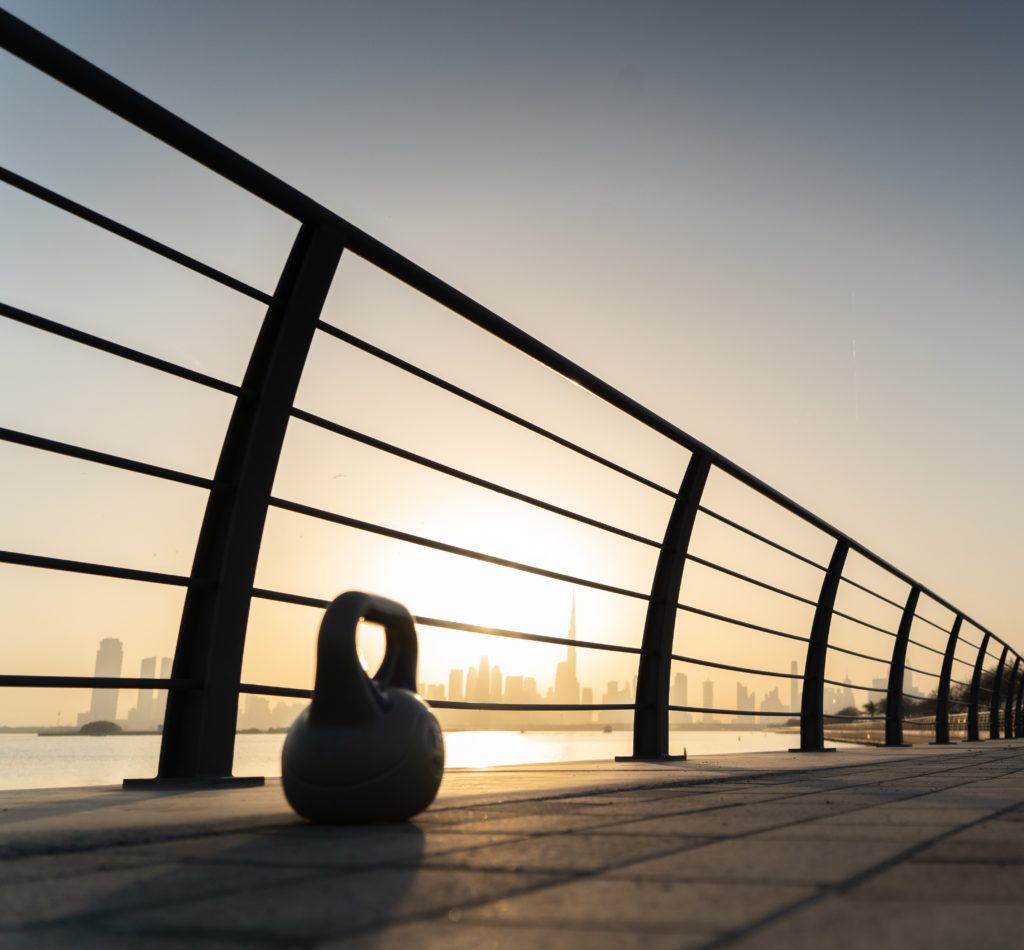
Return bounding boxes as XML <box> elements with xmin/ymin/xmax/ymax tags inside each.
<box><xmin>281</xmin><ymin>592</ymin><xmax>445</xmax><ymax>823</ymax></box>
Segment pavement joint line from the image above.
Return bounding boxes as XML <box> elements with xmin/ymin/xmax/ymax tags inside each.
<box><xmin>696</xmin><ymin>754</ymin><xmax>1024</xmax><ymax>950</ymax></box>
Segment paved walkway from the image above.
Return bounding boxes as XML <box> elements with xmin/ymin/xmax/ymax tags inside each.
<box><xmin>1</xmin><ymin>743</ymin><xmax>1023</xmax><ymax>948</ymax></box>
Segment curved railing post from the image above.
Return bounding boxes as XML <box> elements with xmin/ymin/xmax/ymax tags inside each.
<box><xmin>1015</xmin><ymin>669</ymin><xmax>1024</xmax><ymax>737</ymax></box>
<box><xmin>966</xmin><ymin>632</ymin><xmax>990</xmax><ymax>742</ymax></box>
<box><xmin>989</xmin><ymin>645</ymin><xmax>1008</xmax><ymax>740</ymax></box>
<box><xmin>886</xmin><ymin>586</ymin><xmax>921</xmax><ymax>747</ymax></box>
<box><xmin>1003</xmin><ymin>655</ymin><xmax>1020</xmax><ymax>739</ymax></box>
<box><xmin>626</xmin><ymin>452</ymin><xmax>711</xmax><ymax>759</ymax></box>
<box><xmin>933</xmin><ymin>613</ymin><xmax>963</xmax><ymax>744</ymax></box>
<box><xmin>796</xmin><ymin>540</ymin><xmax>848</xmax><ymax>752</ymax></box>
<box><xmin>145</xmin><ymin>223</ymin><xmax>345</xmax><ymax>785</ymax></box>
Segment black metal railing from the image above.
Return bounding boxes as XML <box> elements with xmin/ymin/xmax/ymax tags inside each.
<box><xmin>2</xmin><ymin>9</ymin><xmax>1022</xmax><ymax>785</ymax></box>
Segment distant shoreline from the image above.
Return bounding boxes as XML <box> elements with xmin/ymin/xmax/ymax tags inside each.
<box><xmin>3</xmin><ymin>721</ymin><xmax>802</xmax><ymax>737</ymax></box>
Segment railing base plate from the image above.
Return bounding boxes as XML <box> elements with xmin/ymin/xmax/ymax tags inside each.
<box><xmin>928</xmin><ymin>741</ymin><xmax>957</xmax><ymax>745</ymax></box>
<box><xmin>122</xmin><ymin>776</ymin><xmax>265</xmax><ymax>790</ymax></box>
<box><xmin>788</xmin><ymin>747</ymin><xmax>837</xmax><ymax>753</ymax></box>
<box><xmin>614</xmin><ymin>754</ymin><xmax>688</xmax><ymax>763</ymax></box>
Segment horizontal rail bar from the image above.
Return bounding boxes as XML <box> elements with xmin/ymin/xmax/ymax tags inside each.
<box><xmin>0</xmin><ymin>550</ymin><xmax>192</xmax><ymax>586</ymax></box>
<box><xmin>677</xmin><ymin>603</ymin><xmax>810</xmax><ymax>644</ymax></box>
<box><xmin>823</xmin><ymin>713</ymin><xmax>886</xmax><ymax>721</ymax></box>
<box><xmin>668</xmin><ymin>705</ymin><xmax>796</xmax><ymax>718</ymax></box>
<box><xmin>0</xmin><ymin>675</ymin><xmax>197</xmax><ymax>689</ymax></box>
<box><xmin>414</xmin><ymin>616</ymin><xmax>643</xmax><ymax>655</ymax></box>
<box><xmin>914</xmin><ymin>613</ymin><xmax>952</xmax><ymax>636</ymax></box>
<box><xmin>827</xmin><ymin>642</ymin><xmax>890</xmax><ymax>665</ymax></box>
<box><xmin>839</xmin><ymin>575</ymin><xmax>905</xmax><ymax>611</ymax></box>
<box><xmin>908</xmin><ymin>638</ymin><xmax>945</xmax><ymax>659</ymax></box>
<box><xmin>904</xmin><ymin>664</ymin><xmax>940</xmax><ymax>680</ymax></box>
<box><xmin>670</xmin><ymin>654</ymin><xmax>802</xmax><ymax>681</ymax></box>
<box><xmin>0</xmin><ymin>427</ymin><xmax>213</xmax><ymax>490</ymax></box>
<box><xmin>251</xmin><ymin>587</ymin><xmax>327</xmax><ymax>609</ymax></box>
<box><xmin>696</xmin><ymin>505</ymin><xmax>827</xmax><ymax>571</ymax></box>
<box><xmin>1</xmin><ymin>301</ymin><xmax>242</xmax><ymax>395</ymax></box>
<box><xmin>686</xmin><ymin>554</ymin><xmax>818</xmax><ymax>606</ymax></box>
<box><xmin>2</xmin><ymin>8</ymin><xmax>1009</xmax><ymax>665</ymax></box>
<box><xmin>832</xmin><ymin>609</ymin><xmax>896</xmax><ymax>638</ymax></box>
<box><xmin>0</xmin><ymin>166</ymin><xmax>273</xmax><ymax>304</ymax></box>
<box><xmin>267</xmin><ymin>495</ymin><xmax>651</xmax><ymax>600</ymax></box>
<box><xmin>290</xmin><ymin>408</ymin><xmax>659</xmax><ymax>547</ymax></box>
<box><xmin>316</xmin><ymin>321</ymin><xmax>677</xmax><ymax>498</ymax></box>
<box><xmin>428</xmin><ymin>701</ymin><xmax>639</xmax><ymax>712</ymax></box>
<box><xmin>238</xmin><ymin>683</ymin><xmax>638</xmax><ymax>711</ymax></box>
<box><xmin>822</xmin><ymin>676</ymin><xmax>879</xmax><ymax>693</ymax></box>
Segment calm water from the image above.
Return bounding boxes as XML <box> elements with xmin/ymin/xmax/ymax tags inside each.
<box><xmin>0</xmin><ymin>729</ymin><xmax>805</xmax><ymax>790</ymax></box>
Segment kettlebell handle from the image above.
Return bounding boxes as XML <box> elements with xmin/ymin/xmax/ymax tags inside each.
<box><xmin>310</xmin><ymin>591</ymin><xmax>419</xmax><ymax>724</ymax></box>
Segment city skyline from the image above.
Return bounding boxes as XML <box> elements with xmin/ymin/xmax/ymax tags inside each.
<box><xmin>51</xmin><ymin>602</ymin><xmax>928</xmax><ymax>734</ymax></box>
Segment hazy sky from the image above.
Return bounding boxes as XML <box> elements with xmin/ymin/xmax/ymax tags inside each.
<box><xmin>1</xmin><ymin>1</ymin><xmax>1021</xmax><ymax>727</ymax></box>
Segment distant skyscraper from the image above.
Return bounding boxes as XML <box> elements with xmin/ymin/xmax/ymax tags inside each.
<box><xmin>702</xmin><ymin>679</ymin><xmax>714</xmax><ymax>722</ymax></box>
<box><xmin>78</xmin><ymin>638</ymin><xmax>123</xmax><ymax>725</ymax></box>
<box><xmin>790</xmin><ymin>660</ymin><xmax>799</xmax><ymax>712</ymax></box>
<box><xmin>125</xmin><ymin>657</ymin><xmax>156</xmax><ymax>730</ymax></box>
<box><xmin>760</xmin><ymin>685</ymin><xmax>786</xmax><ymax>724</ymax></box>
<box><xmin>736</xmin><ymin>682</ymin><xmax>756</xmax><ymax>722</ymax></box>
<box><xmin>671</xmin><ymin>671</ymin><xmax>688</xmax><ymax>707</ymax></box>
<box><xmin>477</xmin><ymin>657</ymin><xmax>491</xmax><ymax>703</ymax></box>
<box><xmin>490</xmin><ymin>665</ymin><xmax>503</xmax><ymax>703</ymax></box>
<box><xmin>671</xmin><ymin>671</ymin><xmax>690</xmax><ymax>723</ymax></box>
<box><xmin>153</xmin><ymin>656</ymin><xmax>172</xmax><ymax>728</ymax></box>
<box><xmin>504</xmin><ymin>674</ymin><xmax>524</xmax><ymax>703</ymax></box>
<box><xmin>553</xmin><ymin>593</ymin><xmax>581</xmax><ymax>704</ymax></box>
<box><xmin>448</xmin><ymin>668</ymin><xmax>464</xmax><ymax>703</ymax></box>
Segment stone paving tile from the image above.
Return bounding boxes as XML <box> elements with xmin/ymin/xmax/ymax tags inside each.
<box><xmin>0</xmin><ymin>862</ymin><xmax>314</xmax><ymax>929</ymax></box>
<box><xmin>588</xmin><ymin>802</ymin><xmax>843</xmax><ymax>838</ymax></box>
<box><xmin>604</xmin><ymin>836</ymin><xmax>907</xmax><ymax>885</ymax></box>
<box><xmin>442</xmin><ymin>813</ymin><xmax>619</xmax><ymax>835</ymax></box>
<box><xmin>107</xmin><ymin>868</ymin><xmax>560</xmax><ymax>942</ymax></box>
<box><xmin>0</xmin><ymin>847</ymin><xmax>164</xmax><ymax>887</ymax></box>
<box><xmin>326</xmin><ymin>920</ymin><xmax>704</xmax><ymax>949</ymax></box>
<box><xmin>938</xmin><ymin>818</ymin><xmax>1024</xmax><ymax>844</ymax></box>
<box><xmin>421</xmin><ymin>832</ymin><xmax>709</xmax><ymax>873</ymax></box>
<box><xmin>0</xmin><ymin>929</ymin><xmax>252</xmax><ymax>950</ymax></box>
<box><xmin>820</xmin><ymin>806</ymin><xmax>995</xmax><ymax>826</ymax></box>
<box><xmin>898</xmin><ymin>790</ymin><xmax>1022</xmax><ymax>809</ymax></box>
<box><xmin>728</xmin><ymin>896</ymin><xmax>1024</xmax><ymax>950</ymax></box>
<box><xmin>913</xmin><ymin>838</ymin><xmax>1024</xmax><ymax>864</ymax></box>
<box><xmin>851</xmin><ymin>859</ymin><xmax>1024</xmax><ymax>902</ymax></box>
<box><xmin>870</xmin><ymin>793</ymin><xmax>1005</xmax><ymax>809</ymax></box>
<box><xmin>462</xmin><ymin>877</ymin><xmax>814</xmax><ymax>935</ymax></box>
<box><xmin>755</xmin><ymin>820</ymin><xmax>946</xmax><ymax>844</ymax></box>
<box><xmin>136</xmin><ymin>827</ymin><xmax>527</xmax><ymax>870</ymax></box>
<box><xmin>767</xmin><ymin>789</ymin><xmax>915</xmax><ymax>806</ymax></box>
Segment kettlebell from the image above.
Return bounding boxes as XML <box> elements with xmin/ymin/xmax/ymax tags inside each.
<box><xmin>281</xmin><ymin>591</ymin><xmax>445</xmax><ymax>823</ymax></box>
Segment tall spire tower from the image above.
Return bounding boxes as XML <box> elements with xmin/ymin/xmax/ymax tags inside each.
<box><xmin>553</xmin><ymin>590</ymin><xmax>580</xmax><ymax>705</ymax></box>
